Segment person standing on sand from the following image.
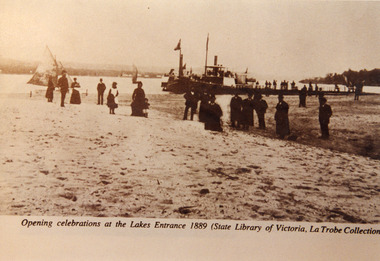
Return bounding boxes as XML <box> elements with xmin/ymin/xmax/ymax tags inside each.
<box><xmin>254</xmin><ymin>93</ymin><xmax>268</xmax><ymax>129</ymax></box>
<box><xmin>354</xmin><ymin>81</ymin><xmax>363</xmax><ymax>101</ymax></box>
<box><xmin>45</xmin><ymin>76</ymin><xmax>55</xmax><ymax>102</ymax></box>
<box><xmin>143</xmin><ymin>98</ymin><xmax>150</xmax><ymax>118</ymax></box>
<box><xmin>275</xmin><ymin>94</ymin><xmax>290</xmax><ymax>139</ymax></box>
<box><xmin>131</xmin><ymin>81</ymin><xmax>146</xmax><ymax>116</ymax></box>
<box><xmin>230</xmin><ymin>92</ymin><xmax>243</xmax><ymax>128</ymax></box>
<box><xmin>299</xmin><ymin>85</ymin><xmax>307</xmax><ymax>107</ymax></box>
<box><xmin>97</xmin><ymin>78</ymin><xmax>106</xmax><ymax>105</ymax></box>
<box><xmin>318</xmin><ymin>97</ymin><xmax>332</xmax><ymax>139</ymax></box>
<box><xmin>241</xmin><ymin>92</ymin><xmax>255</xmax><ymax>130</ymax></box>
<box><xmin>315</xmin><ymin>83</ymin><xmax>319</xmax><ymax>97</ymax></box>
<box><xmin>69</xmin><ymin>78</ymin><xmax>81</xmax><ymax>104</ymax></box>
<box><xmin>204</xmin><ymin>95</ymin><xmax>223</xmax><ymax>132</ymax></box>
<box><xmin>57</xmin><ymin>70</ymin><xmax>69</xmax><ymax>107</ymax></box>
<box><xmin>273</xmin><ymin>80</ymin><xmax>277</xmax><ymax>90</ymax></box>
<box><xmin>198</xmin><ymin>91</ymin><xmax>210</xmax><ymax>123</ymax></box>
<box><xmin>308</xmin><ymin>82</ymin><xmax>313</xmax><ymax>96</ymax></box>
<box><xmin>183</xmin><ymin>89</ymin><xmax>198</xmax><ymax>120</ymax></box>
<box><xmin>107</xmin><ymin>82</ymin><xmax>119</xmax><ymax>114</ymax></box>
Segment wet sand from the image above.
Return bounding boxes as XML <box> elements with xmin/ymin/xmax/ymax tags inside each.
<box><xmin>0</xmin><ymin>92</ymin><xmax>379</xmax><ymax>223</ymax></box>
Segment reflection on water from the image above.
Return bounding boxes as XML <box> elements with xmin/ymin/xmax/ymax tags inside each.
<box><xmin>0</xmin><ymin>74</ymin><xmax>379</xmax><ymax>94</ymax></box>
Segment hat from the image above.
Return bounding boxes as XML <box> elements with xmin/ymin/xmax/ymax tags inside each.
<box><xmin>62</xmin><ymin>70</ymin><xmax>67</xmax><ymax>74</ymax></box>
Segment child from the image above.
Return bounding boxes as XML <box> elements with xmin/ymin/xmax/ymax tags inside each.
<box><xmin>107</xmin><ymin>82</ymin><xmax>119</xmax><ymax>114</ymax></box>
<box><xmin>143</xmin><ymin>98</ymin><xmax>150</xmax><ymax>118</ymax></box>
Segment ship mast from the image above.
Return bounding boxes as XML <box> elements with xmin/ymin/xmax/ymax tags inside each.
<box><xmin>205</xmin><ymin>33</ymin><xmax>209</xmax><ymax>75</ymax></box>
<box><xmin>174</xmin><ymin>39</ymin><xmax>183</xmax><ymax>77</ymax></box>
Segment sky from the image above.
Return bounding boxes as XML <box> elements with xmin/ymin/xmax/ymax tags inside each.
<box><xmin>1</xmin><ymin>0</ymin><xmax>379</xmax><ymax>79</ymax></box>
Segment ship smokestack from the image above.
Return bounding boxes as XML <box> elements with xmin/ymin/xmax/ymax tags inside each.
<box><xmin>214</xmin><ymin>56</ymin><xmax>218</xmax><ymax>66</ymax></box>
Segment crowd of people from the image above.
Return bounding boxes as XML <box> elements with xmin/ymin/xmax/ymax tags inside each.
<box><xmin>183</xmin><ymin>88</ymin><xmax>333</xmax><ymax>140</ymax></box>
<box><xmin>44</xmin><ymin>71</ymin><xmax>361</xmax><ymax>140</ymax></box>
<box><xmin>45</xmin><ymin>71</ymin><xmax>150</xmax><ymax>117</ymax></box>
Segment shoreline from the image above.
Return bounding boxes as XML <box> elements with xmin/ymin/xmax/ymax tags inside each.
<box><xmin>0</xmin><ymin>93</ymin><xmax>379</xmax><ymax>222</ymax></box>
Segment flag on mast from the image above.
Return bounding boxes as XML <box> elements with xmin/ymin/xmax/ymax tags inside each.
<box><xmin>174</xmin><ymin>39</ymin><xmax>181</xmax><ymax>51</ymax></box>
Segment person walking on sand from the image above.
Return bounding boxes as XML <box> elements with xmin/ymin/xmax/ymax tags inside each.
<box><xmin>97</xmin><ymin>78</ymin><xmax>106</xmax><ymax>105</ymax></box>
<box><xmin>131</xmin><ymin>81</ymin><xmax>146</xmax><ymax>116</ymax></box>
<box><xmin>318</xmin><ymin>97</ymin><xmax>332</xmax><ymax>139</ymax></box>
<box><xmin>45</xmin><ymin>76</ymin><xmax>55</xmax><ymax>102</ymax></box>
<box><xmin>107</xmin><ymin>82</ymin><xmax>119</xmax><ymax>114</ymax></box>
<box><xmin>254</xmin><ymin>93</ymin><xmax>268</xmax><ymax>129</ymax></box>
<box><xmin>230</xmin><ymin>92</ymin><xmax>243</xmax><ymax>128</ymax></box>
<box><xmin>275</xmin><ymin>94</ymin><xmax>290</xmax><ymax>139</ymax></box>
<box><xmin>183</xmin><ymin>89</ymin><xmax>198</xmax><ymax>120</ymax></box>
<box><xmin>69</xmin><ymin>78</ymin><xmax>81</xmax><ymax>105</ymax></box>
<box><xmin>204</xmin><ymin>95</ymin><xmax>223</xmax><ymax>132</ymax></box>
<box><xmin>57</xmin><ymin>70</ymin><xmax>69</xmax><ymax>107</ymax></box>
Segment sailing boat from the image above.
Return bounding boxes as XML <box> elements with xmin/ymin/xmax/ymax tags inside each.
<box><xmin>27</xmin><ymin>46</ymin><xmax>72</xmax><ymax>87</ymax></box>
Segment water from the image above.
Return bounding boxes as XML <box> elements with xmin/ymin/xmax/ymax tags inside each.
<box><xmin>255</xmin><ymin>79</ymin><xmax>380</xmax><ymax>94</ymax></box>
<box><xmin>0</xmin><ymin>74</ymin><xmax>167</xmax><ymax>95</ymax></box>
<box><xmin>1</xmin><ymin>74</ymin><xmax>379</xmax><ymax>94</ymax></box>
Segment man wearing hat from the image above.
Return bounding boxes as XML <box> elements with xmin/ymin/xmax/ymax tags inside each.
<box><xmin>57</xmin><ymin>70</ymin><xmax>69</xmax><ymax>107</ymax></box>
<box><xmin>254</xmin><ymin>93</ymin><xmax>268</xmax><ymax>129</ymax></box>
<box><xmin>97</xmin><ymin>78</ymin><xmax>106</xmax><ymax>105</ymax></box>
<box><xmin>318</xmin><ymin>97</ymin><xmax>332</xmax><ymax>139</ymax></box>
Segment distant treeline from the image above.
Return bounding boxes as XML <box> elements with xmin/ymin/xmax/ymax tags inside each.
<box><xmin>0</xmin><ymin>59</ymin><xmax>163</xmax><ymax>77</ymax></box>
<box><xmin>300</xmin><ymin>68</ymin><xmax>380</xmax><ymax>86</ymax></box>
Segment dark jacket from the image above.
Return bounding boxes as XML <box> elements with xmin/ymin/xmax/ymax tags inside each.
<box><xmin>57</xmin><ymin>76</ymin><xmax>69</xmax><ymax>92</ymax></box>
<box><xmin>97</xmin><ymin>83</ymin><xmax>106</xmax><ymax>93</ymax></box>
<box><xmin>255</xmin><ymin>99</ymin><xmax>268</xmax><ymax>115</ymax></box>
<box><xmin>184</xmin><ymin>92</ymin><xmax>198</xmax><ymax>109</ymax></box>
<box><xmin>230</xmin><ymin>96</ymin><xmax>243</xmax><ymax>120</ymax></box>
<box><xmin>319</xmin><ymin>104</ymin><xmax>332</xmax><ymax>124</ymax></box>
<box><xmin>275</xmin><ymin>101</ymin><xmax>290</xmax><ymax>136</ymax></box>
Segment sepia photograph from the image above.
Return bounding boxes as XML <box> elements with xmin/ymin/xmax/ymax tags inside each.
<box><xmin>0</xmin><ymin>0</ymin><xmax>379</xmax><ymax>259</ymax></box>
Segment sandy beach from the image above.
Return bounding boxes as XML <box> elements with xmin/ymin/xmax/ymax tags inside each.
<box><xmin>0</xmin><ymin>92</ymin><xmax>379</xmax><ymax>223</ymax></box>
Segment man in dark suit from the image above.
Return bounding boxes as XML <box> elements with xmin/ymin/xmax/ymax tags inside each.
<box><xmin>319</xmin><ymin>97</ymin><xmax>332</xmax><ymax>139</ymax></box>
<box><xmin>183</xmin><ymin>89</ymin><xmax>198</xmax><ymax>120</ymax></box>
<box><xmin>97</xmin><ymin>78</ymin><xmax>106</xmax><ymax>105</ymax></box>
<box><xmin>57</xmin><ymin>70</ymin><xmax>69</xmax><ymax>107</ymax></box>
<box><xmin>230</xmin><ymin>92</ymin><xmax>242</xmax><ymax>128</ymax></box>
<box><xmin>254</xmin><ymin>93</ymin><xmax>268</xmax><ymax>129</ymax></box>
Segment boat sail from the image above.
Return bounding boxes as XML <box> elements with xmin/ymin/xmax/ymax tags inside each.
<box><xmin>27</xmin><ymin>46</ymin><xmax>72</xmax><ymax>87</ymax></box>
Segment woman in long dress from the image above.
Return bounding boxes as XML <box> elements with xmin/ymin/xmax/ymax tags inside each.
<box><xmin>45</xmin><ymin>76</ymin><xmax>55</xmax><ymax>102</ymax></box>
<box><xmin>274</xmin><ymin>94</ymin><xmax>290</xmax><ymax>139</ymax></box>
<box><xmin>131</xmin><ymin>81</ymin><xmax>145</xmax><ymax>116</ymax></box>
<box><xmin>204</xmin><ymin>95</ymin><xmax>223</xmax><ymax>132</ymax></box>
<box><xmin>107</xmin><ymin>82</ymin><xmax>119</xmax><ymax>114</ymax></box>
<box><xmin>69</xmin><ymin>77</ymin><xmax>81</xmax><ymax>105</ymax></box>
